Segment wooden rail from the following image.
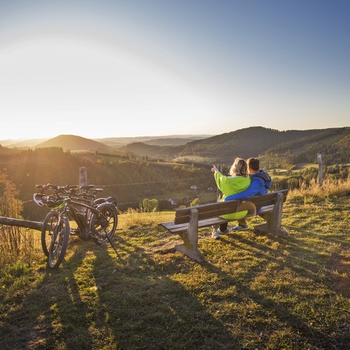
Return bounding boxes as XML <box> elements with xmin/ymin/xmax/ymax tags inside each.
<box><xmin>0</xmin><ymin>216</ymin><xmax>43</xmax><ymax>231</ymax></box>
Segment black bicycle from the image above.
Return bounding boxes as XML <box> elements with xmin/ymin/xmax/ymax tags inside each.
<box><xmin>34</xmin><ymin>184</ymin><xmax>118</xmax><ymax>268</ymax></box>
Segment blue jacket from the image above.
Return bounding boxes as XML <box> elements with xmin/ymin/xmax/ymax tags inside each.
<box><xmin>224</xmin><ymin>170</ymin><xmax>271</xmax><ymax>201</ymax></box>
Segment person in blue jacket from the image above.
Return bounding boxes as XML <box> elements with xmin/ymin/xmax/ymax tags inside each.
<box><xmin>224</xmin><ymin>157</ymin><xmax>272</xmax><ymax>231</ymax></box>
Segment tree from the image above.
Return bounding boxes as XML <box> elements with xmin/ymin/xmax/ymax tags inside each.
<box><xmin>0</xmin><ymin>172</ymin><xmax>27</xmax><ymax>267</ymax></box>
<box><xmin>142</xmin><ymin>198</ymin><xmax>159</xmax><ymax>212</ymax></box>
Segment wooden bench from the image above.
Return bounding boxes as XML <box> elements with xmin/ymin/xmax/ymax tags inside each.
<box><xmin>160</xmin><ymin>189</ymin><xmax>289</xmax><ymax>263</ymax></box>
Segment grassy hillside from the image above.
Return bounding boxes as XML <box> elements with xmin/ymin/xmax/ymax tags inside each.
<box><xmin>117</xmin><ymin>127</ymin><xmax>350</xmax><ymax>165</ymax></box>
<box><xmin>1</xmin><ymin>196</ymin><xmax>350</xmax><ymax>349</ymax></box>
<box><xmin>35</xmin><ymin>134</ymin><xmax>110</xmax><ymax>151</ymax></box>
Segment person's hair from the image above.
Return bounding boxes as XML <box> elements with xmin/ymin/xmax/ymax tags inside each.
<box><xmin>247</xmin><ymin>157</ymin><xmax>260</xmax><ymax>172</ymax></box>
<box><xmin>229</xmin><ymin>158</ymin><xmax>248</xmax><ymax>176</ymax></box>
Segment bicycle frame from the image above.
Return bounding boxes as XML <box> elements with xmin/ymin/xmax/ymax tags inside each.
<box><xmin>64</xmin><ymin>198</ymin><xmax>112</xmax><ymax>239</ymax></box>
<box><xmin>35</xmin><ymin>183</ymin><xmax>118</xmax><ymax>268</ymax></box>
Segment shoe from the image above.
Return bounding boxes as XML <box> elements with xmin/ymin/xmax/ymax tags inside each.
<box><xmin>220</xmin><ymin>229</ymin><xmax>229</xmax><ymax>234</ymax></box>
<box><xmin>230</xmin><ymin>225</ymin><xmax>249</xmax><ymax>231</ymax></box>
<box><xmin>212</xmin><ymin>230</ymin><xmax>221</xmax><ymax>239</ymax></box>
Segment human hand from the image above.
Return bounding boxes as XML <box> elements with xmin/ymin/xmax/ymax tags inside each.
<box><xmin>211</xmin><ymin>165</ymin><xmax>218</xmax><ymax>173</ymax></box>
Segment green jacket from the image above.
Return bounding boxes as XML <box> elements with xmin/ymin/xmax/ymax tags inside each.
<box><xmin>214</xmin><ymin>171</ymin><xmax>251</xmax><ymax>220</ymax></box>
<box><xmin>214</xmin><ymin>171</ymin><xmax>250</xmax><ymax>200</ymax></box>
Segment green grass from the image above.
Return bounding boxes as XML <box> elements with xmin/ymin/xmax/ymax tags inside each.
<box><xmin>1</xmin><ymin>198</ymin><xmax>350</xmax><ymax>349</ymax></box>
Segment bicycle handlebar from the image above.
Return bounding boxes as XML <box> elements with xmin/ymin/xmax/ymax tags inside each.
<box><xmin>34</xmin><ymin>183</ymin><xmax>104</xmax><ymax>208</ymax></box>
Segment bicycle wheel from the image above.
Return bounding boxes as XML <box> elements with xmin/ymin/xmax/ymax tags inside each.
<box><xmin>91</xmin><ymin>203</ymin><xmax>117</xmax><ymax>242</ymax></box>
<box><xmin>41</xmin><ymin>210</ymin><xmax>59</xmax><ymax>257</ymax></box>
<box><xmin>48</xmin><ymin>216</ymin><xmax>70</xmax><ymax>269</ymax></box>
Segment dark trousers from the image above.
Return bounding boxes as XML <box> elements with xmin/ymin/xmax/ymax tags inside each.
<box><xmin>220</xmin><ymin>218</ymin><xmax>247</xmax><ymax>232</ymax></box>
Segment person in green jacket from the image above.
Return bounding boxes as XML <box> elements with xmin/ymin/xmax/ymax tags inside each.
<box><xmin>211</xmin><ymin>158</ymin><xmax>250</xmax><ymax>239</ymax></box>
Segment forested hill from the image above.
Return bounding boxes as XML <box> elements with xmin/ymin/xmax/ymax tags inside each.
<box><xmin>177</xmin><ymin>127</ymin><xmax>324</xmax><ymax>160</ymax></box>
<box><xmin>264</xmin><ymin>127</ymin><xmax>350</xmax><ymax>164</ymax></box>
<box><xmin>2</xmin><ymin>126</ymin><xmax>350</xmax><ymax>165</ymax></box>
<box><xmin>122</xmin><ymin>126</ymin><xmax>350</xmax><ymax>164</ymax></box>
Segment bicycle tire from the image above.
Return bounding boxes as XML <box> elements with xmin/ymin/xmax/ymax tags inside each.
<box><xmin>90</xmin><ymin>203</ymin><xmax>117</xmax><ymax>242</ymax></box>
<box><xmin>48</xmin><ymin>216</ymin><xmax>70</xmax><ymax>269</ymax></box>
<box><xmin>41</xmin><ymin>210</ymin><xmax>59</xmax><ymax>257</ymax></box>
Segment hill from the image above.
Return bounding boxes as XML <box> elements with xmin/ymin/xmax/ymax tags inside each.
<box><xmin>264</xmin><ymin>127</ymin><xmax>350</xmax><ymax>164</ymax></box>
<box><xmin>177</xmin><ymin>127</ymin><xmax>323</xmax><ymax>161</ymax></box>
<box><xmin>1</xmin><ymin>135</ymin><xmax>210</xmax><ymax>149</ymax></box>
<box><xmin>142</xmin><ymin>137</ymin><xmax>206</xmax><ymax>146</ymax></box>
<box><xmin>5</xmin><ymin>126</ymin><xmax>348</xmax><ymax>165</ymax></box>
<box><xmin>35</xmin><ymin>134</ymin><xmax>109</xmax><ymax>151</ymax></box>
<box><xmin>121</xmin><ymin>126</ymin><xmax>350</xmax><ymax>165</ymax></box>
<box><xmin>95</xmin><ymin>135</ymin><xmax>211</xmax><ymax>147</ymax></box>
<box><xmin>0</xmin><ymin>138</ymin><xmax>48</xmax><ymax>148</ymax></box>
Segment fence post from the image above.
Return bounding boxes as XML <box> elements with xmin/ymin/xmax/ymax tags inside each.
<box><xmin>79</xmin><ymin>167</ymin><xmax>88</xmax><ymax>187</ymax></box>
<box><xmin>317</xmin><ymin>153</ymin><xmax>323</xmax><ymax>186</ymax></box>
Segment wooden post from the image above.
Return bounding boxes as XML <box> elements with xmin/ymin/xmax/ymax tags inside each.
<box><xmin>79</xmin><ymin>167</ymin><xmax>88</xmax><ymax>187</ymax></box>
<box><xmin>253</xmin><ymin>193</ymin><xmax>288</xmax><ymax>237</ymax></box>
<box><xmin>174</xmin><ymin>208</ymin><xmax>204</xmax><ymax>263</ymax></box>
<box><xmin>317</xmin><ymin>153</ymin><xmax>323</xmax><ymax>187</ymax></box>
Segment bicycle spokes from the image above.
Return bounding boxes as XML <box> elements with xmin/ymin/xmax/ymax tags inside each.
<box><xmin>48</xmin><ymin>217</ymin><xmax>70</xmax><ymax>269</ymax></box>
<box><xmin>91</xmin><ymin>203</ymin><xmax>117</xmax><ymax>242</ymax></box>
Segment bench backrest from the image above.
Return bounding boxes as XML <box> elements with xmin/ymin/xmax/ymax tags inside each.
<box><xmin>174</xmin><ymin>189</ymin><xmax>288</xmax><ymax>225</ymax></box>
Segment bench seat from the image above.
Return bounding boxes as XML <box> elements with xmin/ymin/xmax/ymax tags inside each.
<box><xmin>159</xmin><ymin>190</ymin><xmax>288</xmax><ymax>263</ymax></box>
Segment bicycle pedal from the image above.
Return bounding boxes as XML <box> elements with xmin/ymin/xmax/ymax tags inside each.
<box><xmin>93</xmin><ymin>238</ymin><xmax>107</xmax><ymax>246</ymax></box>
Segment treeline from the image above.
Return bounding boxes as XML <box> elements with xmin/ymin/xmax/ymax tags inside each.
<box><xmin>1</xmin><ymin>146</ymin><xmax>348</xmax><ymax>222</ymax></box>
<box><xmin>0</xmin><ymin>148</ymin><xmax>216</xmax><ymax>220</ymax></box>
<box><xmin>125</xmin><ymin>127</ymin><xmax>350</xmax><ymax>165</ymax></box>
<box><xmin>265</xmin><ymin>128</ymin><xmax>350</xmax><ymax>165</ymax></box>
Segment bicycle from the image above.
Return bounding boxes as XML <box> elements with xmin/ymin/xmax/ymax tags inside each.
<box><xmin>34</xmin><ymin>183</ymin><xmax>118</xmax><ymax>269</ymax></box>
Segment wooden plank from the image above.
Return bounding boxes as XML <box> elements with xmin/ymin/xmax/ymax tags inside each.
<box><xmin>175</xmin><ymin>201</ymin><xmax>240</xmax><ymax>224</ymax></box>
<box><xmin>160</xmin><ymin>217</ymin><xmax>229</xmax><ymax>233</ymax></box>
<box><xmin>245</xmin><ymin>190</ymin><xmax>288</xmax><ymax>207</ymax></box>
<box><xmin>175</xmin><ymin>205</ymin><xmax>241</xmax><ymax>224</ymax></box>
<box><xmin>0</xmin><ymin>216</ymin><xmax>43</xmax><ymax>231</ymax></box>
<box><xmin>160</xmin><ymin>205</ymin><xmax>277</xmax><ymax>234</ymax></box>
<box><xmin>174</xmin><ymin>190</ymin><xmax>288</xmax><ymax>225</ymax></box>
<box><xmin>175</xmin><ymin>201</ymin><xmax>239</xmax><ymax>218</ymax></box>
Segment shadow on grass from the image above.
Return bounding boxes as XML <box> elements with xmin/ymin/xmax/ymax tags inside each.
<box><xmin>1</xmin><ymin>219</ymin><xmax>350</xmax><ymax>349</ymax></box>
<box><xmin>0</xmin><ymin>235</ymin><xmax>241</xmax><ymax>350</ymax></box>
<box><xmin>202</xmin><ymin>228</ymin><xmax>350</xmax><ymax>348</ymax></box>
<box><xmin>0</xmin><ymin>237</ymin><xmax>97</xmax><ymax>350</ymax></box>
<box><xmin>90</xmin><ymin>236</ymin><xmax>240</xmax><ymax>349</ymax></box>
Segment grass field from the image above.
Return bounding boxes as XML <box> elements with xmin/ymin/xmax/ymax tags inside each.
<box><xmin>1</xmin><ymin>196</ymin><xmax>350</xmax><ymax>349</ymax></box>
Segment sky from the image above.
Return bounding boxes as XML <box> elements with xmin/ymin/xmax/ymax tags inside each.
<box><xmin>0</xmin><ymin>0</ymin><xmax>349</xmax><ymax>140</ymax></box>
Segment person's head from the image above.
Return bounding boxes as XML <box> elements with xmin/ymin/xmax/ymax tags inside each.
<box><xmin>247</xmin><ymin>157</ymin><xmax>260</xmax><ymax>173</ymax></box>
<box><xmin>229</xmin><ymin>157</ymin><xmax>248</xmax><ymax>176</ymax></box>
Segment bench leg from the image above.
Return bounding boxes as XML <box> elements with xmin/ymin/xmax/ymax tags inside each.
<box><xmin>175</xmin><ymin>208</ymin><xmax>204</xmax><ymax>263</ymax></box>
<box><xmin>254</xmin><ymin>193</ymin><xmax>288</xmax><ymax>237</ymax></box>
